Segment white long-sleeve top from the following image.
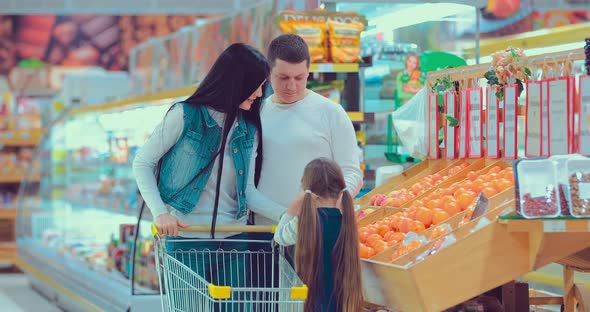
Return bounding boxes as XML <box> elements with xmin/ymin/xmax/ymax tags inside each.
<box><xmin>273</xmin><ymin>213</ymin><xmax>298</xmax><ymax>246</ymax></box>
<box><xmin>255</xmin><ymin>90</ymin><xmax>363</xmax><ymax>224</ymax></box>
<box><xmin>132</xmin><ymin>104</ymin><xmax>283</xmax><ymax>238</ymax></box>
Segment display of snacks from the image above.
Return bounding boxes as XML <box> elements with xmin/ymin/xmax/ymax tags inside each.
<box><xmin>567</xmin><ymin>159</ymin><xmax>590</xmax><ymax>217</ymax></box>
<box><xmin>276</xmin><ymin>10</ymin><xmax>366</xmax><ymax>63</ymax></box>
<box><xmin>515</xmin><ymin>159</ymin><xmax>561</xmax><ymax>218</ymax></box>
<box><xmin>327</xmin><ymin>20</ymin><xmax>364</xmax><ymax>63</ymax></box>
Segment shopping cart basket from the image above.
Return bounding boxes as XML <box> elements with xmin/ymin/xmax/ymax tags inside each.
<box><xmin>151</xmin><ymin>224</ymin><xmax>307</xmax><ymax>312</ymax></box>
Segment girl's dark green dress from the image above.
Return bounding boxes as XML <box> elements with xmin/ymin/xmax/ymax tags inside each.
<box><xmin>315</xmin><ymin>207</ymin><xmax>342</xmax><ymax>312</ymax></box>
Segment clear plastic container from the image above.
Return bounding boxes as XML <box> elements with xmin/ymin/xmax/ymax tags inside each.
<box><xmin>550</xmin><ymin>154</ymin><xmax>587</xmax><ymax>216</ymax></box>
<box><xmin>566</xmin><ymin>158</ymin><xmax>590</xmax><ymax>217</ymax></box>
<box><xmin>515</xmin><ymin>159</ymin><xmax>561</xmax><ymax>218</ymax></box>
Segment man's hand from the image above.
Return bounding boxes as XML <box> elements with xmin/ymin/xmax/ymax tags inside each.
<box><xmin>155</xmin><ymin>213</ymin><xmax>189</xmax><ymax>237</ymax></box>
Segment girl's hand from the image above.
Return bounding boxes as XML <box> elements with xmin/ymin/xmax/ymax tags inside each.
<box><xmin>286</xmin><ymin>191</ymin><xmax>306</xmax><ymax>217</ymax></box>
<box><xmin>155</xmin><ymin>213</ymin><xmax>189</xmax><ymax>237</ymax></box>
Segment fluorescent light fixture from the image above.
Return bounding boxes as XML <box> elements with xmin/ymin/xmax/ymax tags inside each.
<box><xmin>369</xmin><ymin>3</ymin><xmax>475</xmax><ymax>32</ymax></box>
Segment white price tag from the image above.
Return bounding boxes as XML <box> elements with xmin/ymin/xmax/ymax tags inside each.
<box><xmin>541</xmin><ymin>81</ymin><xmax>549</xmax><ymax>156</ymax></box>
<box><xmin>445</xmin><ymin>91</ymin><xmax>456</xmax><ymax>159</ymax></box>
<box><xmin>543</xmin><ymin>220</ymin><xmax>566</xmax><ymax>232</ymax></box>
<box><xmin>526</xmin><ymin>82</ymin><xmax>542</xmax><ymax>157</ymax></box>
<box><xmin>548</xmin><ymin>79</ymin><xmax>569</xmax><ymax>155</ymax></box>
<box><xmin>580</xmin><ymin>76</ymin><xmax>590</xmax><ymax>155</ymax></box>
<box><xmin>504</xmin><ymin>85</ymin><xmax>517</xmax><ymax>159</ymax></box>
<box><xmin>317</xmin><ymin>63</ymin><xmax>334</xmax><ymax>72</ymax></box>
<box><xmin>487</xmin><ymin>87</ymin><xmax>499</xmax><ymax>158</ymax></box>
<box><xmin>468</xmin><ymin>88</ymin><xmax>483</xmax><ymax>157</ymax></box>
<box><xmin>459</xmin><ymin>90</ymin><xmax>467</xmax><ymax>158</ymax></box>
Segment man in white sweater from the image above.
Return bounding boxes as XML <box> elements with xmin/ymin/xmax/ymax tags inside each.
<box><xmin>247</xmin><ymin>34</ymin><xmax>363</xmax><ymax>225</ymax></box>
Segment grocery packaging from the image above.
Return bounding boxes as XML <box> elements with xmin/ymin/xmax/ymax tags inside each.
<box><xmin>566</xmin><ymin>158</ymin><xmax>590</xmax><ymax>217</ymax></box>
<box><xmin>327</xmin><ymin>20</ymin><xmax>364</xmax><ymax>63</ymax></box>
<box><xmin>515</xmin><ymin>159</ymin><xmax>560</xmax><ymax>218</ymax></box>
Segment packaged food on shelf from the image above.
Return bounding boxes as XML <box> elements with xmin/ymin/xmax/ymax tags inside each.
<box><xmin>515</xmin><ymin>159</ymin><xmax>560</xmax><ymax>218</ymax></box>
<box><xmin>551</xmin><ymin>154</ymin><xmax>587</xmax><ymax>216</ymax></box>
<box><xmin>327</xmin><ymin>20</ymin><xmax>364</xmax><ymax>63</ymax></box>
<box><xmin>566</xmin><ymin>158</ymin><xmax>590</xmax><ymax>217</ymax></box>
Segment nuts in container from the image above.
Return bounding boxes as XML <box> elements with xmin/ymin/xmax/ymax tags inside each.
<box><xmin>566</xmin><ymin>159</ymin><xmax>590</xmax><ymax>217</ymax></box>
<box><xmin>515</xmin><ymin>158</ymin><xmax>561</xmax><ymax>218</ymax></box>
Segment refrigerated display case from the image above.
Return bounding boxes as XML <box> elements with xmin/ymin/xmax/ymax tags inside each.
<box><xmin>15</xmin><ymin>100</ymin><xmax>176</xmax><ymax>311</ymax></box>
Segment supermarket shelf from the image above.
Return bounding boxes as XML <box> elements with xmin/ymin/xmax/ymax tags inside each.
<box><xmin>309</xmin><ymin>63</ymin><xmax>359</xmax><ymax>73</ymax></box>
<box><xmin>69</xmin><ymin>85</ymin><xmax>197</xmax><ymax>116</ymax></box>
<box><xmin>17</xmin><ymin>240</ymin><xmax>160</xmax><ymax>311</ymax></box>
<box><xmin>0</xmin><ymin>208</ymin><xmax>16</xmax><ymax>219</ymax></box>
<box><xmin>500</xmin><ymin>218</ymin><xmax>590</xmax><ymax>233</ymax></box>
<box><xmin>0</xmin><ymin>137</ymin><xmax>41</xmax><ymax>146</ymax></box>
<box><xmin>0</xmin><ymin>241</ymin><xmax>16</xmax><ymax>263</ymax></box>
<box><xmin>0</xmin><ymin>175</ymin><xmax>41</xmax><ymax>183</ymax></box>
<box><xmin>68</xmin><ymin>84</ymin><xmax>373</xmax><ymax>123</ymax></box>
<box><xmin>463</xmin><ymin>23</ymin><xmax>590</xmax><ymax>57</ymax></box>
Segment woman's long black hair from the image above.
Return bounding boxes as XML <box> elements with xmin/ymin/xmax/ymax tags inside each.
<box><xmin>172</xmin><ymin>43</ymin><xmax>269</xmax><ymax>237</ymax></box>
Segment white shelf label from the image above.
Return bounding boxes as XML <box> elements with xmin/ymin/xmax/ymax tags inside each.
<box><xmin>317</xmin><ymin>64</ymin><xmax>334</xmax><ymax>72</ymax></box>
<box><xmin>543</xmin><ymin>220</ymin><xmax>566</xmax><ymax>232</ymax></box>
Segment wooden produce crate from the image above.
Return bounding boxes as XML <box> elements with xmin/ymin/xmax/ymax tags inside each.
<box><xmin>355</xmin><ymin>159</ymin><xmax>452</xmax><ymax>207</ymax></box>
<box><xmin>362</xmin><ymin>159</ymin><xmax>477</xmax><ymax>211</ymax></box>
<box><xmin>360</xmin><ymin>201</ymin><xmax>528</xmax><ymax>312</ymax></box>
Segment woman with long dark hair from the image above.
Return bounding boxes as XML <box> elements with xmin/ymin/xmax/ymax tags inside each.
<box><xmin>274</xmin><ymin>157</ymin><xmax>364</xmax><ymax>312</ymax></box>
<box><xmin>133</xmin><ymin>43</ymin><xmax>282</xmax><ymax>285</ymax></box>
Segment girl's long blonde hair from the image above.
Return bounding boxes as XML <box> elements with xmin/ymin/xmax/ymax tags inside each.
<box><xmin>295</xmin><ymin>158</ymin><xmax>363</xmax><ymax>312</ymax></box>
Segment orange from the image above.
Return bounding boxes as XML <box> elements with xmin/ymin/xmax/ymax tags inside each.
<box><xmin>415</xmin><ymin>207</ymin><xmax>434</xmax><ymax>227</ymax></box>
<box><xmin>383</xmin><ymin>231</ymin><xmax>398</xmax><ymax>242</ymax></box>
<box><xmin>399</xmin><ymin>217</ymin><xmax>413</xmax><ymax>233</ymax></box>
<box><xmin>467</xmin><ymin>170</ymin><xmax>478</xmax><ymax>181</ymax></box>
<box><xmin>482</xmin><ymin>186</ymin><xmax>498</xmax><ymax>198</ymax></box>
<box><xmin>408</xmin><ymin>220</ymin><xmax>426</xmax><ymax>233</ymax></box>
<box><xmin>443</xmin><ymin>199</ymin><xmax>461</xmax><ymax>216</ymax></box>
<box><xmin>426</xmin><ymin>199</ymin><xmax>442</xmax><ymax>210</ymax></box>
<box><xmin>366</xmin><ymin>233</ymin><xmax>382</xmax><ymax>245</ymax></box>
<box><xmin>377</xmin><ymin>224</ymin><xmax>390</xmax><ymax>237</ymax></box>
<box><xmin>456</xmin><ymin>191</ymin><xmax>476</xmax><ymax>210</ymax></box>
<box><xmin>488</xmin><ymin>165</ymin><xmax>501</xmax><ymax>173</ymax></box>
<box><xmin>359</xmin><ymin>244</ymin><xmax>375</xmax><ymax>259</ymax></box>
<box><xmin>372</xmin><ymin>241</ymin><xmax>388</xmax><ymax>253</ymax></box>
<box><xmin>405</xmin><ymin>208</ymin><xmax>418</xmax><ymax>220</ymax></box>
<box><xmin>358</xmin><ymin>230</ymin><xmax>369</xmax><ymax>243</ymax></box>
<box><xmin>432</xmin><ymin>208</ymin><xmax>450</xmax><ymax>225</ymax></box>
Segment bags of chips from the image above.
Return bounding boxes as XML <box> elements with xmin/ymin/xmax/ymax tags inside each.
<box><xmin>327</xmin><ymin>20</ymin><xmax>364</xmax><ymax>63</ymax></box>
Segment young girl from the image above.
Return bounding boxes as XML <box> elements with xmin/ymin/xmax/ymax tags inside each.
<box><xmin>274</xmin><ymin>157</ymin><xmax>364</xmax><ymax>312</ymax></box>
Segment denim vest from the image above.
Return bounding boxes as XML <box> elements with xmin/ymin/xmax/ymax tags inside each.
<box><xmin>158</xmin><ymin>103</ymin><xmax>256</xmax><ymax>219</ymax></box>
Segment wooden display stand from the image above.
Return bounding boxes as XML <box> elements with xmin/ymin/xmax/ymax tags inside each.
<box><xmin>354</xmin><ymin>48</ymin><xmax>590</xmax><ymax>311</ymax></box>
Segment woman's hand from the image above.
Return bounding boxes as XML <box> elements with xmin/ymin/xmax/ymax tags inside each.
<box><xmin>155</xmin><ymin>213</ymin><xmax>189</xmax><ymax>237</ymax></box>
<box><xmin>286</xmin><ymin>191</ymin><xmax>306</xmax><ymax>217</ymax></box>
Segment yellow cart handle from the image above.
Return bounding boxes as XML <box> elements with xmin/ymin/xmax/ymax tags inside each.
<box><xmin>151</xmin><ymin>224</ymin><xmax>277</xmax><ymax>237</ymax></box>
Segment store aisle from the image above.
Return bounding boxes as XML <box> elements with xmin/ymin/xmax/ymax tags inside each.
<box><xmin>0</xmin><ymin>273</ymin><xmax>61</xmax><ymax>312</ymax></box>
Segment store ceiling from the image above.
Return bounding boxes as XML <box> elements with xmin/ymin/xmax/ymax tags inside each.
<box><xmin>0</xmin><ymin>0</ymin><xmax>265</xmax><ymax>14</ymax></box>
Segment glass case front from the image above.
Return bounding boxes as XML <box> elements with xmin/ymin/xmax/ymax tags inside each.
<box><xmin>16</xmin><ymin>100</ymin><xmax>176</xmax><ymax>302</ymax></box>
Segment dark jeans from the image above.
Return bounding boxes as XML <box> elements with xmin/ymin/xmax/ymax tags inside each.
<box><xmin>166</xmin><ymin>233</ymin><xmax>250</xmax><ymax>311</ymax></box>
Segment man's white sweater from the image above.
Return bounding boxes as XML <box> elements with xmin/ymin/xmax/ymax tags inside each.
<box><xmin>253</xmin><ymin>90</ymin><xmax>363</xmax><ymax>224</ymax></box>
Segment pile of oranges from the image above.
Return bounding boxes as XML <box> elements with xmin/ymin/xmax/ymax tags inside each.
<box><xmin>358</xmin><ymin>165</ymin><xmax>515</xmax><ymax>260</ymax></box>
<box><xmin>369</xmin><ymin>163</ymin><xmax>470</xmax><ymax>208</ymax></box>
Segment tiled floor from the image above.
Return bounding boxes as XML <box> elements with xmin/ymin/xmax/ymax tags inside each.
<box><xmin>0</xmin><ymin>273</ymin><xmax>61</xmax><ymax>312</ymax></box>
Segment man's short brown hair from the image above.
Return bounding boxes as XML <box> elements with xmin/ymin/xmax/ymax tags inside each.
<box><xmin>267</xmin><ymin>34</ymin><xmax>310</xmax><ymax>68</ymax></box>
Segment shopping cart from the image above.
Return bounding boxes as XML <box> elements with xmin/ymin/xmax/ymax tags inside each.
<box><xmin>151</xmin><ymin>224</ymin><xmax>307</xmax><ymax>312</ymax></box>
